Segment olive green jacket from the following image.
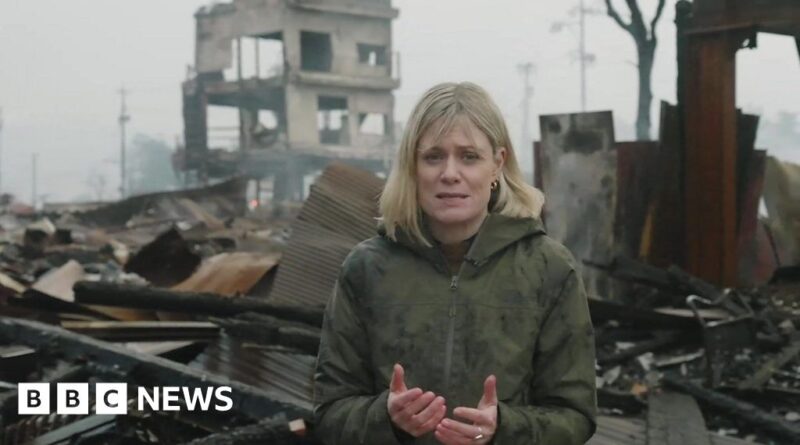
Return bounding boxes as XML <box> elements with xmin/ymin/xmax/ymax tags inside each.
<box><xmin>313</xmin><ymin>213</ymin><xmax>597</xmax><ymax>444</ymax></box>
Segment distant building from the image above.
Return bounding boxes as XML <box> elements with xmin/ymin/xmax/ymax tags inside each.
<box><xmin>179</xmin><ymin>0</ymin><xmax>400</xmax><ymax>201</ymax></box>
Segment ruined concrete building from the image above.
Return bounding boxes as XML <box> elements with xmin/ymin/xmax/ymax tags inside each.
<box><xmin>179</xmin><ymin>0</ymin><xmax>399</xmax><ymax>201</ymax></box>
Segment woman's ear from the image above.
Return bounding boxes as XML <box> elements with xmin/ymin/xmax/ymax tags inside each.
<box><xmin>494</xmin><ymin>146</ymin><xmax>507</xmax><ymax>172</ymax></box>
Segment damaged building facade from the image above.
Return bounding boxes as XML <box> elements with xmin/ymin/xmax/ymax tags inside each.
<box><xmin>179</xmin><ymin>0</ymin><xmax>400</xmax><ymax>201</ymax></box>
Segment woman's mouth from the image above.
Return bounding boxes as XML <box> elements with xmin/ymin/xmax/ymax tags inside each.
<box><xmin>436</xmin><ymin>193</ymin><xmax>469</xmax><ymax>199</ymax></box>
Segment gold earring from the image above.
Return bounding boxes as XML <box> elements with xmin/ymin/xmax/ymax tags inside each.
<box><xmin>491</xmin><ymin>180</ymin><xmax>499</xmax><ymax>190</ymax></box>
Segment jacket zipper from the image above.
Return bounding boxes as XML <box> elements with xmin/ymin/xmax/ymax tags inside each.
<box><xmin>438</xmin><ymin>219</ymin><xmax>487</xmax><ymax>393</ymax></box>
<box><xmin>443</xmin><ymin>273</ymin><xmax>459</xmax><ymax>390</ymax></box>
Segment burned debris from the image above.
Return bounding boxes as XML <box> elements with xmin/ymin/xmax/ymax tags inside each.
<box><xmin>1</xmin><ymin>0</ymin><xmax>798</xmax><ymax>444</ymax></box>
<box><xmin>3</xmin><ymin>149</ymin><xmax>799</xmax><ymax>444</ymax></box>
<box><xmin>0</xmin><ymin>162</ymin><xmax>380</xmax><ymax>444</ymax></box>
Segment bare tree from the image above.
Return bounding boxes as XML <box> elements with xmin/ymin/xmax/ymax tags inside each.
<box><xmin>604</xmin><ymin>0</ymin><xmax>667</xmax><ymax>140</ymax></box>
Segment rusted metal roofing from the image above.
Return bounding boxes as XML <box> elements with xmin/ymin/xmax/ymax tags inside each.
<box><xmin>267</xmin><ymin>162</ymin><xmax>383</xmax><ymax>308</ymax></box>
<box><xmin>73</xmin><ymin>177</ymin><xmax>247</xmax><ymax>228</ymax></box>
<box><xmin>690</xmin><ymin>0</ymin><xmax>800</xmax><ymax>36</ymax></box>
<box><xmin>172</xmin><ymin>251</ymin><xmax>280</xmax><ymax>296</ymax></box>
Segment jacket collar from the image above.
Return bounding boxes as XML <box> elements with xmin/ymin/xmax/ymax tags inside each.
<box><xmin>380</xmin><ymin>212</ymin><xmax>546</xmax><ymax>268</ymax></box>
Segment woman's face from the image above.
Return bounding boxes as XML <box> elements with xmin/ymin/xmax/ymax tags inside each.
<box><xmin>416</xmin><ymin>117</ymin><xmax>505</xmax><ymax>234</ymax></box>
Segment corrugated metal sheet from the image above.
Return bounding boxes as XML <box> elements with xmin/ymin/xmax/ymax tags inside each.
<box><xmin>190</xmin><ymin>335</ymin><xmax>316</xmax><ymax>411</ymax></box>
<box><xmin>268</xmin><ymin>162</ymin><xmax>383</xmax><ymax>307</ymax></box>
<box><xmin>75</xmin><ymin>177</ymin><xmax>247</xmax><ymax>228</ymax></box>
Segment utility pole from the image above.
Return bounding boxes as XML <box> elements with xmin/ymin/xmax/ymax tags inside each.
<box><xmin>551</xmin><ymin>1</ymin><xmax>596</xmax><ymax>111</ymax></box>
<box><xmin>517</xmin><ymin>63</ymin><xmax>535</xmax><ymax>152</ymax></box>
<box><xmin>31</xmin><ymin>153</ymin><xmax>38</xmax><ymax>209</ymax></box>
<box><xmin>579</xmin><ymin>0</ymin><xmax>587</xmax><ymax>111</ymax></box>
<box><xmin>118</xmin><ymin>86</ymin><xmax>130</xmax><ymax>199</ymax></box>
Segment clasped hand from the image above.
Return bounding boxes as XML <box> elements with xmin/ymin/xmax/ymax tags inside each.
<box><xmin>387</xmin><ymin>364</ymin><xmax>498</xmax><ymax>444</ymax></box>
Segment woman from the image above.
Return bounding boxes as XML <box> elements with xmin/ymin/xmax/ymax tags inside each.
<box><xmin>313</xmin><ymin>82</ymin><xmax>596</xmax><ymax>444</ymax></box>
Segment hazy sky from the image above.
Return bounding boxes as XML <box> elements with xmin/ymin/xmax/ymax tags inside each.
<box><xmin>1</xmin><ymin>0</ymin><xmax>798</xmax><ymax>203</ymax></box>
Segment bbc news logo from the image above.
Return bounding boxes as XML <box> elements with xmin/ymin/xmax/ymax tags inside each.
<box><xmin>18</xmin><ymin>383</ymin><xmax>233</xmax><ymax>415</ymax></box>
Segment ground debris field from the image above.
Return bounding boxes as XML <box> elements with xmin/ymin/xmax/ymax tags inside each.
<box><xmin>0</xmin><ymin>158</ymin><xmax>795</xmax><ymax>444</ymax></box>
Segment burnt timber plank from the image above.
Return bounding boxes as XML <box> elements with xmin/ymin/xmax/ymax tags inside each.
<box><xmin>73</xmin><ymin>281</ymin><xmax>324</xmax><ymax>327</ymax></box>
<box><xmin>0</xmin><ymin>317</ymin><xmax>310</xmax><ymax>422</ymax></box>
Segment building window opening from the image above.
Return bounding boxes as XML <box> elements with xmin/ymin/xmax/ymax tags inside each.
<box><xmin>357</xmin><ymin>43</ymin><xmax>387</xmax><ymax>66</ymax></box>
<box><xmin>301</xmin><ymin>31</ymin><xmax>332</xmax><ymax>72</ymax></box>
<box><xmin>358</xmin><ymin>113</ymin><xmax>387</xmax><ymax>135</ymax></box>
<box><xmin>252</xmin><ymin>110</ymin><xmax>281</xmax><ymax>147</ymax></box>
<box><xmin>317</xmin><ymin>96</ymin><xmax>349</xmax><ymax>145</ymax></box>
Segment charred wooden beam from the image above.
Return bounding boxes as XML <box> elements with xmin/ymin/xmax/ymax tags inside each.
<box><xmin>0</xmin><ymin>317</ymin><xmax>310</xmax><ymax>422</ymax></box>
<box><xmin>737</xmin><ymin>339</ymin><xmax>800</xmax><ymax>390</ymax></box>
<box><xmin>585</xmin><ymin>256</ymin><xmax>675</xmax><ymax>292</ymax></box>
<box><xmin>61</xmin><ymin>321</ymin><xmax>221</xmax><ymax>342</ymax></box>
<box><xmin>183</xmin><ymin>416</ymin><xmax>314</xmax><ymax>445</ymax></box>
<box><xmin>663</xmin><ymin>375</ymin><xmax>800</xmax><ymax>443</ymax></box>
<box><xmin>212</xmin><ymin>317</ymin><xmax>320</xmax><ymax>356</ymax></box>
<box><xmin>588</xmin><ymin>298</ymin><xmax>700</xmax><ymax>331</ymax></box>
<box><xmin>597</xmin><ymin>331</ymin><xmax>693</xmax><ymax>367</ymax></box>
<box><xmin>73</xmin><ymin>281</ymin><xmax>324</xmax><ymax>327</ymax></box>
<box><xmin>587</xmin><ymin>256</ymin><xmax>747</xmax><ymax>315</ymax></box>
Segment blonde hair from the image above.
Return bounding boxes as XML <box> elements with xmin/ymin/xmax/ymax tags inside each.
<box><xmin>380</xmin><ymin>82</ymin><xmax>545</xmax><ymax>245</ymax></box>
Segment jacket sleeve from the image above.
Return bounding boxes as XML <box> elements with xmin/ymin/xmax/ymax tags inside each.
<box><xmin>493</xmin><ymin>266</ymin><xmax>598</xmax><ymax>445</ymax></box>
<box><xmin>313</xmin><ymin>268</ymin><xmax>407</xmax><ymax>445</ymax></box>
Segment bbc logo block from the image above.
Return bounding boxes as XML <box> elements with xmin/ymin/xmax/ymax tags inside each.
<box><xmin>57</xmin><ymin>383</ymin><xmax>90</xmax><ymax>415</ymax></box>
<box><xmin>17</xmin><ymin>383</ymin><xmax>233</xmax><ymax>415</ymax></box>
<box><xmin>18</xmin><ymin>383</ymin><xmax>50</xmax><ymax>415</ymax></box>
<box><xmin>96</xmin><ymin>383</ymin><xmax>128</xmax><ymax>415</ymax></box>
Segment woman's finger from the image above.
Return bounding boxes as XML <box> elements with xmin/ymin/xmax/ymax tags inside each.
<box><xmin>478</xmin><ymin>375</ymin><xmax>497</xmax><ymax>409</ymax></box>
<box><xmin>388</xmin><ymin>388</ymin><xmax>422</xmax><ymax>415</ymax></box>
<box><xmin>389</xmin><ymin>363</ymin><xmax>407</xmax><ymax>393</ymax></box>
<box><xmin>434</xmin><ymin>424</ymin><xmax>472</xmax><ymax>445</ymax></box>
<box><xmin>411</xmin><ymin>403</ymin><xmax>446</xmax><ymax>436</ymax></box>
<box><xmin>411</xmin><ymin>395</ymin><xmax>445</xmax><ymax>423</ymax></box>
<box><xmin>402</xmin><ymin>391</ymin><xmax>436</xmax><ymax>417</ymax></box>
<box><xmin>452</xmin><ymin>406</ymin><xmax>490</xmax><ymax>425</ymax></box>
<box><xmin>439</xmin><ymin>418</ymin><xmax>483</xmax><ymax>438</ymax></box>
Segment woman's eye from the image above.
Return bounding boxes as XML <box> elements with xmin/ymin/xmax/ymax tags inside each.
<box><xmin>423</xmin><ymin>153</ymin><xmax>443</xmax><ymax>161</ymax></box>
<box><xmin>463</xmin><ymin>152</ymin><xmax>480</xmax><ymax>161</ymax></box>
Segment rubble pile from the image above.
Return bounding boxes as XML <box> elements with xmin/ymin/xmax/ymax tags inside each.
<box><xmin>590</xmin><ymin>256</ymin><xmax>800</xmax><ymax>443</ymax></box>
<box><xmin>0</xmin><ymin>160</ymin><xmax>797</xmax><ymax>444</ymax></box>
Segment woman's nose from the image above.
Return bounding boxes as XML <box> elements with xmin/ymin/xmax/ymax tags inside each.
<box><xmin>441</xmin><ymin>157</ymin><xmax>460</xmax><ymax>182</ymax></box>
